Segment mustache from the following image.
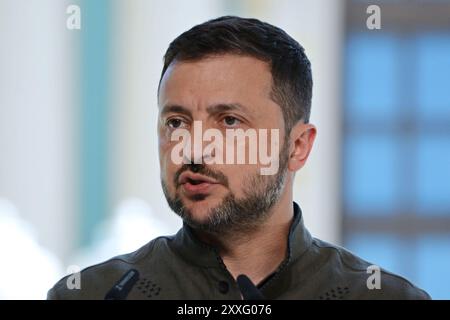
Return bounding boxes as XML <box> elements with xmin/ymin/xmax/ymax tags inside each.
<box><xmin>173</xmin><ymin>163</ymin><xmax>229</xmax><ymax>188</ymax></box>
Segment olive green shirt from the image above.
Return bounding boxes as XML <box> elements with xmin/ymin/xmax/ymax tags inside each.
<box><xmin>48</xmin><ymin>202</ymin><xmax>430</xmax><ymax>300</ymax></box>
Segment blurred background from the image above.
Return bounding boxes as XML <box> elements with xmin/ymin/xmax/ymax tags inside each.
<box><xmin>0</xmin><ymin>0</ymin><xmax>449</xmax><ymax>299</ymax></box>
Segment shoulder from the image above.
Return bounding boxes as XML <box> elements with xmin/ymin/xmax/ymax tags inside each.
<box><xmin>47</xmin><ymin>235</ymin><xmax>173</xmax><ymax>300</ymax></box>
<box><xmin>310</xmin><ymin>238</ymin><xmax>431</xmax><ymax>300</ymax></box>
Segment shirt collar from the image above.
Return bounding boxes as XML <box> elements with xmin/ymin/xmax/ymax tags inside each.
<box><xmin>171</xmin><ymin>201</ymin><xmax>312</xmax><ymax>269</ymax></box>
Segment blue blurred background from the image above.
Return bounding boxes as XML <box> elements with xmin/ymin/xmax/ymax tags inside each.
<box><xmin>0</xmin><ymin>0</ymin><xmax>449</xmax><ymax>299</ymax></box>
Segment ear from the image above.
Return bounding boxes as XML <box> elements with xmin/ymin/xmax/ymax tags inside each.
<box><xmin>287</xmin><ymin>122</ymin><xmax>317</xmax><ymax>172</ymax></box>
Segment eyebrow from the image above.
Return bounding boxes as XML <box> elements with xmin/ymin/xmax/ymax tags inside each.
<box><xmin>160</xmin><ymin>103</ymin><xmax>249</xmax><ymax>117</ymax></box>
<box><xmin>160</xmin><ymin>105</ymin><xmax>192</xmax><ymax>118</ymax></box>
<box><xmin>206</xmin><ymin>103</ymin><xmax>248</xmax><ymax>115</ymax></box>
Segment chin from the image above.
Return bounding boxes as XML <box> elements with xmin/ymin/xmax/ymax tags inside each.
<box><xmin>181</xmin><ymin>197</ymin><xmax>219</xmax><ymax>220</ymax></box>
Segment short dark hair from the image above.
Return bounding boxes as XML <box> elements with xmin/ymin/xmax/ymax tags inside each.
<box><xmin>159</xmin><ymin>16</ymin><xmax>313</xmax><ymax>132</ymax></box>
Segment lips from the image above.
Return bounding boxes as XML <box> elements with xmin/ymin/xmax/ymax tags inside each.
<box><xmin>178</xmin><ymin>172</ymin><xmax>220</xmax><ymax>195</ymax></box>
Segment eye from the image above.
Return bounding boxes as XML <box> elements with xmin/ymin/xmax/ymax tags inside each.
<box><xmin>222</xmin><ymin>116</ymin><xmax>241</xmax><ymax>127</ymax></box>
<box><xmin>166</xmin><ymin>118</ymin><xmax>187</xmax><ymax>129</ymax></box>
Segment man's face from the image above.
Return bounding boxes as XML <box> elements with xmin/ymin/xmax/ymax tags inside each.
<box><xmin>158</xmin><ymin>54</ymin><xmax>289</xmax><ymax>233</ymax></box>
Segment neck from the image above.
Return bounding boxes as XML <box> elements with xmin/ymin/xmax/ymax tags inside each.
<box><xmin>197</xmin><ymin>188</ymin><xmax>294</xmax><ymax>286</ymax></box>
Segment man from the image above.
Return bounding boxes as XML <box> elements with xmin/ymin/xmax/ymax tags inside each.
<box><xmin>48</xmin><ymin>16</ymin><xmax>430</xmax><ymax>300</ymax></box>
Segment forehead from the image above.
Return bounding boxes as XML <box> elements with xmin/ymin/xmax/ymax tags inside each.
<box><xmin>158</xmin><ymin>54</ymin><xmax>274</xmax><ymax>111</ymax></box>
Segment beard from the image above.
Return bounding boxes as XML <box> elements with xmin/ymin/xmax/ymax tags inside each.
<box><xmin>161</xmin><ymin>139</ymin><xmax>289</xmax><ymax>236</ymax></box>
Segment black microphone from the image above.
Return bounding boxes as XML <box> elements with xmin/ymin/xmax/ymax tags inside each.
<box><xmin>104</xmin><ymin>269</ymin><xmax>140</xmax><ymax>300</ymax></box>
<box><xmin>237</xmin><ymin>274</ymin><xmax>265</xmax><ymax>300</ymax></box>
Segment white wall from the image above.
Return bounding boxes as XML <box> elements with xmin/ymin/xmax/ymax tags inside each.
<box><xmin>0</xmin><ymin>0</ymin><xmax>78</xmax><ymax>259</ymax></box>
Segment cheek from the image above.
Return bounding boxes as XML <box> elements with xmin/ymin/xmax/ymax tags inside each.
<box><xmin>219</xmin><ymin>164</ymin><xmax>258</xmax><ymax>191</ymax></box>
<box><xmin>160</xmin><ymin>162</ymin><xmax>180</xmax><ymax>195</ymax></box>
<box><xmin>159</xmin><ymin>131</ymin><xmax>175</xmax><ymax>161</ymax></box>
<box><xmin>159</xmin><ymin>138</ymin><xmax>177</xmax><ymax>180</ymax></box>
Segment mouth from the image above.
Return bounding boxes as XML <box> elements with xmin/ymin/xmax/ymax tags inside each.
<box><xmin>178</xmin><ymin>172</ymin><xmax>220</xmax><ymax>195</ymax></box>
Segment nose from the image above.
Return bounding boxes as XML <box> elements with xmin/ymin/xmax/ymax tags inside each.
<box><xmin>180</xmin><ymin>122</ymin><xmax>216</xmax><ymax>165</ymax></box>
<box><xmin>181</xmin><ymin>143</ymin><xmax>204</xmax><ymax>165</ymax></box>
<box><xmin>182</xmin><ymin>151</ymin><xmax>214</xmax><ymax>167</ymax></box>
